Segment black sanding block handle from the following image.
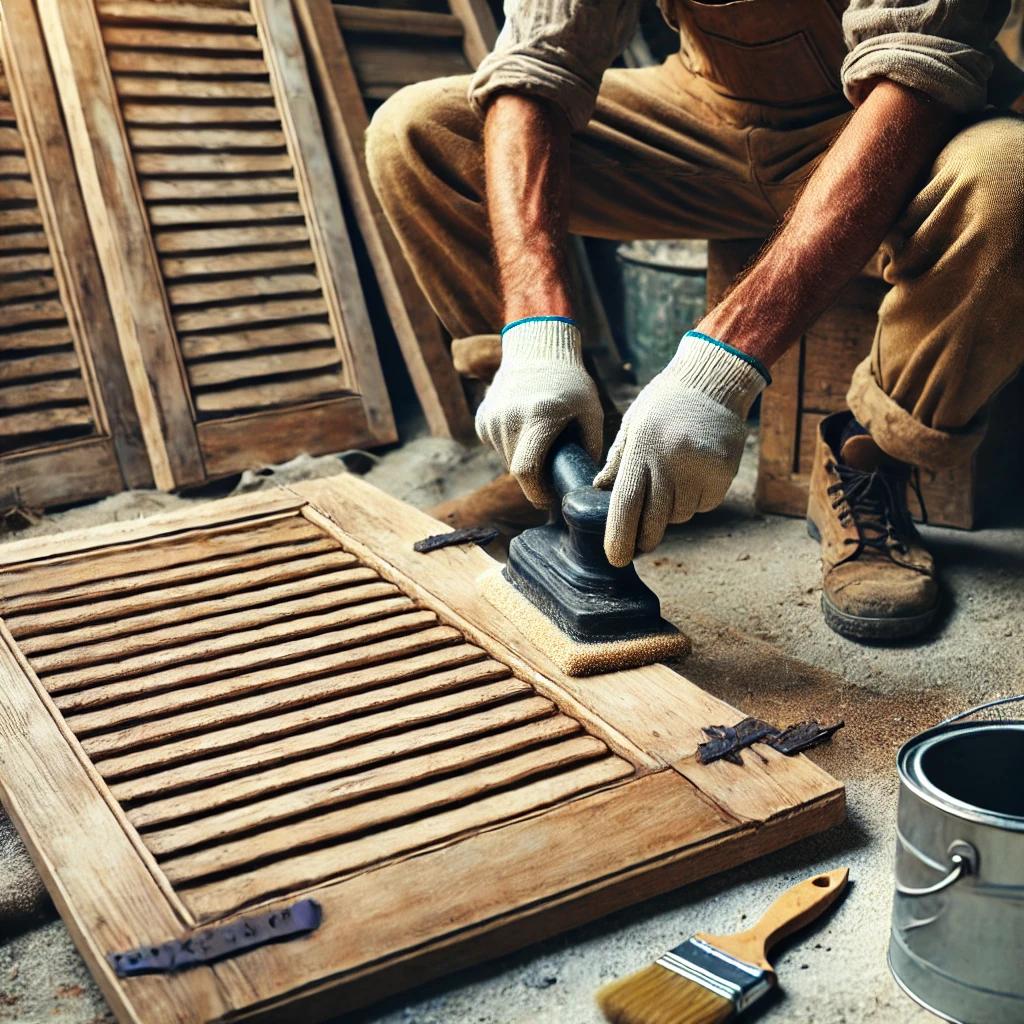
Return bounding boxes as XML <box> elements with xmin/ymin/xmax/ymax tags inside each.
<box><xmin>547</xmin><ymin>435</ymin><xmax>615</xmax><ymax>570</ymax></box>
<box><xmin>504</xmin><ymin>431</ymin><xmax>663</xmax><ymax>638</ymax></box>
<box><xmin>548</xmin><ymin>434</ymin><xmax>610</xmax><ymax>512</ymax></box>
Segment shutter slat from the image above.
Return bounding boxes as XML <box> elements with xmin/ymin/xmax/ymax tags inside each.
<box><xmin>180</xmin><ymin>757</ymin><xmax>634</xmax><ymax>918</ymax></box>
<box><xmin>147</xmin><ymin>717</ymin><xmax>586</xmax><ymax>857</ymax></box>
<box><xmin>2</xmin><ymin>539</ymin><xmax>343</xmax><ymax>624</ymax></box>
<box><xmin>93</xmin><ymin>651</ymin><xmax>516</xmax><ymax>779</ymax></box>
<box><xmin>178</xmin><ymin>320</ymin><xmax>332</xmax><ymax>358</ymax></box>
<box><xmin>107</xmin><ymin>656</ymin><xmax>521</xmax><ymax>804</ymax></box>
<box><xmin>72</xmin><ymin>636</ymin><xmax>485</xmax><ymax>738</ymax></box>
<box><xmin>16</xmin><ymin>561</ymin><xmax>370</xmax><ymax>653</ymax></box>
<box><xmin>47</xmin><ymin>598</ymin><xmax>426</xmax><ymax>696</ymax></box>
<box><xmin>143</xmin><ymin>175</ymin><xmax>298</xmax><ymax>202</ymax></box>
<box><xmin>32</xmin><ymin>579</ymin><xmax>400</xmax><ymax>672</ymax></box>
<box><xmin>126</xmin><ymin>695</ymin><xmax>558</xmax><ymax>828</ymax></box>
<box><xmin>115</xmin><ymin>74</ymin><xmax>275</xmax><ymax>100</ymax></box>
<box><xmin>1</xmin><ymin>514</ymin><xmax>324</xmax><ymax>601</ymax></box>
<box><xmin>97</xmin><ymin>1</ymin><xmax>257</xmax><ymax>28</ymax></box>
<box><xmin>168</xmin><ymin>272</ymin><xmax>323</xmax><ymax>307</ymax></box>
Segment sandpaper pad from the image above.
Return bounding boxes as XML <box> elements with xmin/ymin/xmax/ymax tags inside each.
<box><xmin>479</xmin><ymin>566</ymin><xmax>690</xmax><ymax>676</ymax></box>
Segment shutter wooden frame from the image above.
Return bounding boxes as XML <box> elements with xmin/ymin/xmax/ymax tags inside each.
<box><xmin>0</xmin><ymin>0</ymin><xmax>152</xmax><ymax>510</ymax></box>
<box><xmin>0</xmin><ymin>475</ymin><xmax>843</xmax><ymax>1024</ymax></box>
<box><xmin>35</xmin><ymin>0</ymin><xmax>396</xmax><ymax>491</ymax></box>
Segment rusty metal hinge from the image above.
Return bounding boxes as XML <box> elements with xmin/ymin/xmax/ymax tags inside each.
<box><xmin>698</xmin><ymin>716</ymin><xmax>844</xmax><ymax>765</ymax></box>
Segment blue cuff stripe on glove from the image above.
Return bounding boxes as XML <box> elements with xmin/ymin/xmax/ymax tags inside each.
<box><xmin>501</xmin><ymin>315</ymin><xmax>578</xmax><ymax>336</ymax></box>
<box><xmin>684</xmin><ymin>330</ymin><xmax>772</xmax><ymax>386</ymax></box>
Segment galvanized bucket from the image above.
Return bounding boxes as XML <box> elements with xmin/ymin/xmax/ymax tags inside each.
<box><xmin>890</xmin><ymin>695</ymin><xmax>1024</xmax><ymax>1023</ymax></box>
<box><xmin>616</xmin><ymin>240</ymin><xmax>707</xmax><ymax>384</ymax></box>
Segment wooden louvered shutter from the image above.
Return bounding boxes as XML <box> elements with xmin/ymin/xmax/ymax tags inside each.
<box><xmin>331</xmin><ymin>0</ymin><xmax>485</xmax><ymax>101</ymax></box>
<box><xmin>0</xmin><ymin>0</ymin><xmax>152</xmax><ymax>510</ymax></box>
<box><xmin>0</xmin><ymin>476</ymin><xmax>843</xmax><ymax>1023</ymax></box>
<box><xmin>35</xmin><ymin>0</ymin><xmax>396</xmax><ymax>492</ymax></box>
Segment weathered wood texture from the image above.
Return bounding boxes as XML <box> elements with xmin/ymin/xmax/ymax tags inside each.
<box><xmin>707</xmin><ymin>239</ymin><xmax>1024</xmax><ymax>529</ymax></box>
<box><xmin>295</xmin><ymin>0</ymin><xmax>473</xmax><ymax>441</ymax></box>
<box><xmin>36</xmin><ymin>0</ymin><xmax>396</xmax><ymax>491</ymax></box>
<box><xmin>0</xmin><ymin>0</ymin><xmax>152</xmax><ymax>510</ymax></box>
<box><xmin>0</xmin><ymin>477</ymin><xmax>842</xmax><ymax>1023</ymax></box>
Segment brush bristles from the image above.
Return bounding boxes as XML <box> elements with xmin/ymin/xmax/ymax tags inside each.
<box><xmin>597</xmin><ymin>964</ymin><xmax>735</xmax><ymax>1024</ymax></box>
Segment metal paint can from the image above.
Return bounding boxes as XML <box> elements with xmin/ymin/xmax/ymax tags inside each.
<box><xmin>616</xmin><ymin>240</ymin><xmax>707</xmax><ymax>384</ymax></box>
<box><xmin>890</xmin><ymin>695</ymin><xmax>1024</xmax><ymax>1023</ymax></box>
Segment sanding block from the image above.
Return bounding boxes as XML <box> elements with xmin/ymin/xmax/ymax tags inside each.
<box><xmin>482</xmin><ymin>438</ymin><xmax>689</xmax><ymax>676</ymax></box>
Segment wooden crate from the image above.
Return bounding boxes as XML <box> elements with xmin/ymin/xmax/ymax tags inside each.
<box><xmin>0</xmin><ymin>475</ymin><xmax>843</xmax><ymax>1023</ymax></box>
<box><xmin>35</xmin><ymin>0</ymin><xmax>397</xmax><ymax>491</ymax></box>
<box><xmin>708</xmin><ymin>239</ymin><xmax>1023</xmax><ymax>529</ymax></box>
<box><xmin>0</xmin><ymin>1</ymin><xmax>152</xmax><ymax>510</ymax></box>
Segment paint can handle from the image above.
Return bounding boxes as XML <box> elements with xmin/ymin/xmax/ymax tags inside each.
<box><xmin>938</xmin><ymin>694</ymin><xmax>1024</xmax><ymax>728</ymax></box>
<box><xmin>896</xmin><ymin>841</ymin><xmax>978</xmax><ymax>898</ymax></box>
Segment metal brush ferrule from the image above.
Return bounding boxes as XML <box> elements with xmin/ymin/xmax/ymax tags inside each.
<box><xmin>656</xmin><ymin>937</ymin><xmax>772</xmax><ymax>1013</ymax></box>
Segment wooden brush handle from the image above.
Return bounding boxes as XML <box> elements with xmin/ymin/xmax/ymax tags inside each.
<box><xmin>696</xmin><ymin>868</ymin><xmax>848</xmax><ymax>973</ymax></box>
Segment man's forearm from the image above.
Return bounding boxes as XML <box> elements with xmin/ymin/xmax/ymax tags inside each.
<box><xmin>699</xmin><ymin>81</ymin><xmax>960</xmax><ymax>368</ymax></box>
<box><xmin>484</xmin><ymin>93</ymin><xmax>573</xmax><ymax>323</ymax></box>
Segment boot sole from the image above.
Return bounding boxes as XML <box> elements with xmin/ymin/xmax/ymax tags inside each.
<box><xmin>820</xmin><ymin>595</ymin><xmax>937</xmax><ymax>641</ymax></box>
<box><xmin>806</xmin><ymin>518</ymin><xmax>938</xmax><ymax>641</ymax></box>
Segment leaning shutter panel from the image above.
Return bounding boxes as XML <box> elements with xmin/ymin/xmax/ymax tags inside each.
<box><xmin>0</xmin><ymin>481</ymin><xmax>843</xmax><ymax>1024</ymax></box>
<box><xmin>333</xmin><ymin>3</ymin><xmax>475</xmax><ymax>100</ymax></box>
<box><xmin>0</xmin><ymin>45</ymin><xmax>93</xmax><ymax>459</ymax></box>
<box><xmin>38</xmin><ymin>0</ymin><xmax>396</xmax><ymax>491</ymax></box>
<box><xmin>292</xmin><ymin>0</ymin><xmax>477</xmax><ymax>444</ymax></box>
<box><xmin>102</xmin><ymin>3</ymin><xmax>344</xmax><ymax>422</ymax></box>
<box><xmin>0</xmin><ymin>2</ymin><xmax>151</xmax><ymax>510</ymax></box>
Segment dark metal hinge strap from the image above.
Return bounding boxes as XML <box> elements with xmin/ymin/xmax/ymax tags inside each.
<box><xmin>108</xmin><ymin>899</ymin><xmax>322</xmax><ymax>977</ymax></box>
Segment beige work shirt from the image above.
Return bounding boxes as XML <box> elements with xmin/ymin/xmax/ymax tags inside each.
<box><xmin>469</xmin><ymin>0</ymin><xmax>1018</xmax><ymax>131</ymax></box>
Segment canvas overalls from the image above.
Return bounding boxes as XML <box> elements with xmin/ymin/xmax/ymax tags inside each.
<box><xmin>366</xmin><ymin>0</ymin><xmax>1024</xmax><ymax>470</ymax></box>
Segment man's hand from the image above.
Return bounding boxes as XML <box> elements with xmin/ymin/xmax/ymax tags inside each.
<box><xmin>594</xmin><ymin>332</ymin><xmax>767</xmax><ymax>567</ymax></box>
<box><xmin>476</xmin><ymin>317</ymin><xmax>602</xmax><ymax>506</ymax></box>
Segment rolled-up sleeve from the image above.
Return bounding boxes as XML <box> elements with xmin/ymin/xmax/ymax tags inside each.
<box><xmin>842</xmin><ymin>0</ymin><xmax>1011</xmax><ymax>112</ymax></box>
<box><xmin>468</xmin><ymin>0</ymin><xmax>640</xmax><ymax>131</ymax></box>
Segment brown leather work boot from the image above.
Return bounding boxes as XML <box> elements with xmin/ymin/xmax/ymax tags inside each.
<box><xmin>451</xmin><ymin>335</ymin><xmax>502</xmax><ymax>382</ymax></box>
<box><xmin>807</xmin><ymin>411</ymin><xmax>938</xmax><ymax>641</ymax></box>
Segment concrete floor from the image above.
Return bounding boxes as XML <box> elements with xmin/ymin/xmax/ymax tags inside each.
<box><xmin>1</xmin><ymin>429</ymin><xmax>1021</xmax><ymax>1024</ymax></box>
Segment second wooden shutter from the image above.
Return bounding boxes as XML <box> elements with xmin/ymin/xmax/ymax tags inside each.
<box><xmin>0</xmin><ymin>0</ymin><xmax>152</xmax><ymax>509</ymax></box>
<box><xmin>36</xmin><ymin>0</ymin><xmax>396</xmax><ymax>491</ymax></box>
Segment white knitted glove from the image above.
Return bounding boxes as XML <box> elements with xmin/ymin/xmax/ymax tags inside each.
<box><xmin>594</xmin><ymin>331</ymin><xmax>769</xmax><ymax>567</ymax></box>
<box><xmin>475</xmin><ymin>317</ymin><xmax>603</xmax><ymax>507</ymax></box>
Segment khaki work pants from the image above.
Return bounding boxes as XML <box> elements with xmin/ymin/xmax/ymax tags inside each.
<box><xmin>366</xmin><ymin>55</ymin><xmax>1024</xmax><ymax>472</ymax></box>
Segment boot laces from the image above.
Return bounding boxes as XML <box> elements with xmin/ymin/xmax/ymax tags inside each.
<box><xmin>826</xmin><ymin>461</ymin><xmax>926</xmax><ymax>556</ymax></box>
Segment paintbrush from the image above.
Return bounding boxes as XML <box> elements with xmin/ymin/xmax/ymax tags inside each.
<box><xmin>596</xmin><ymin>868</ymin><xmax>849</xmax><ymax>1024</ymax></box>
